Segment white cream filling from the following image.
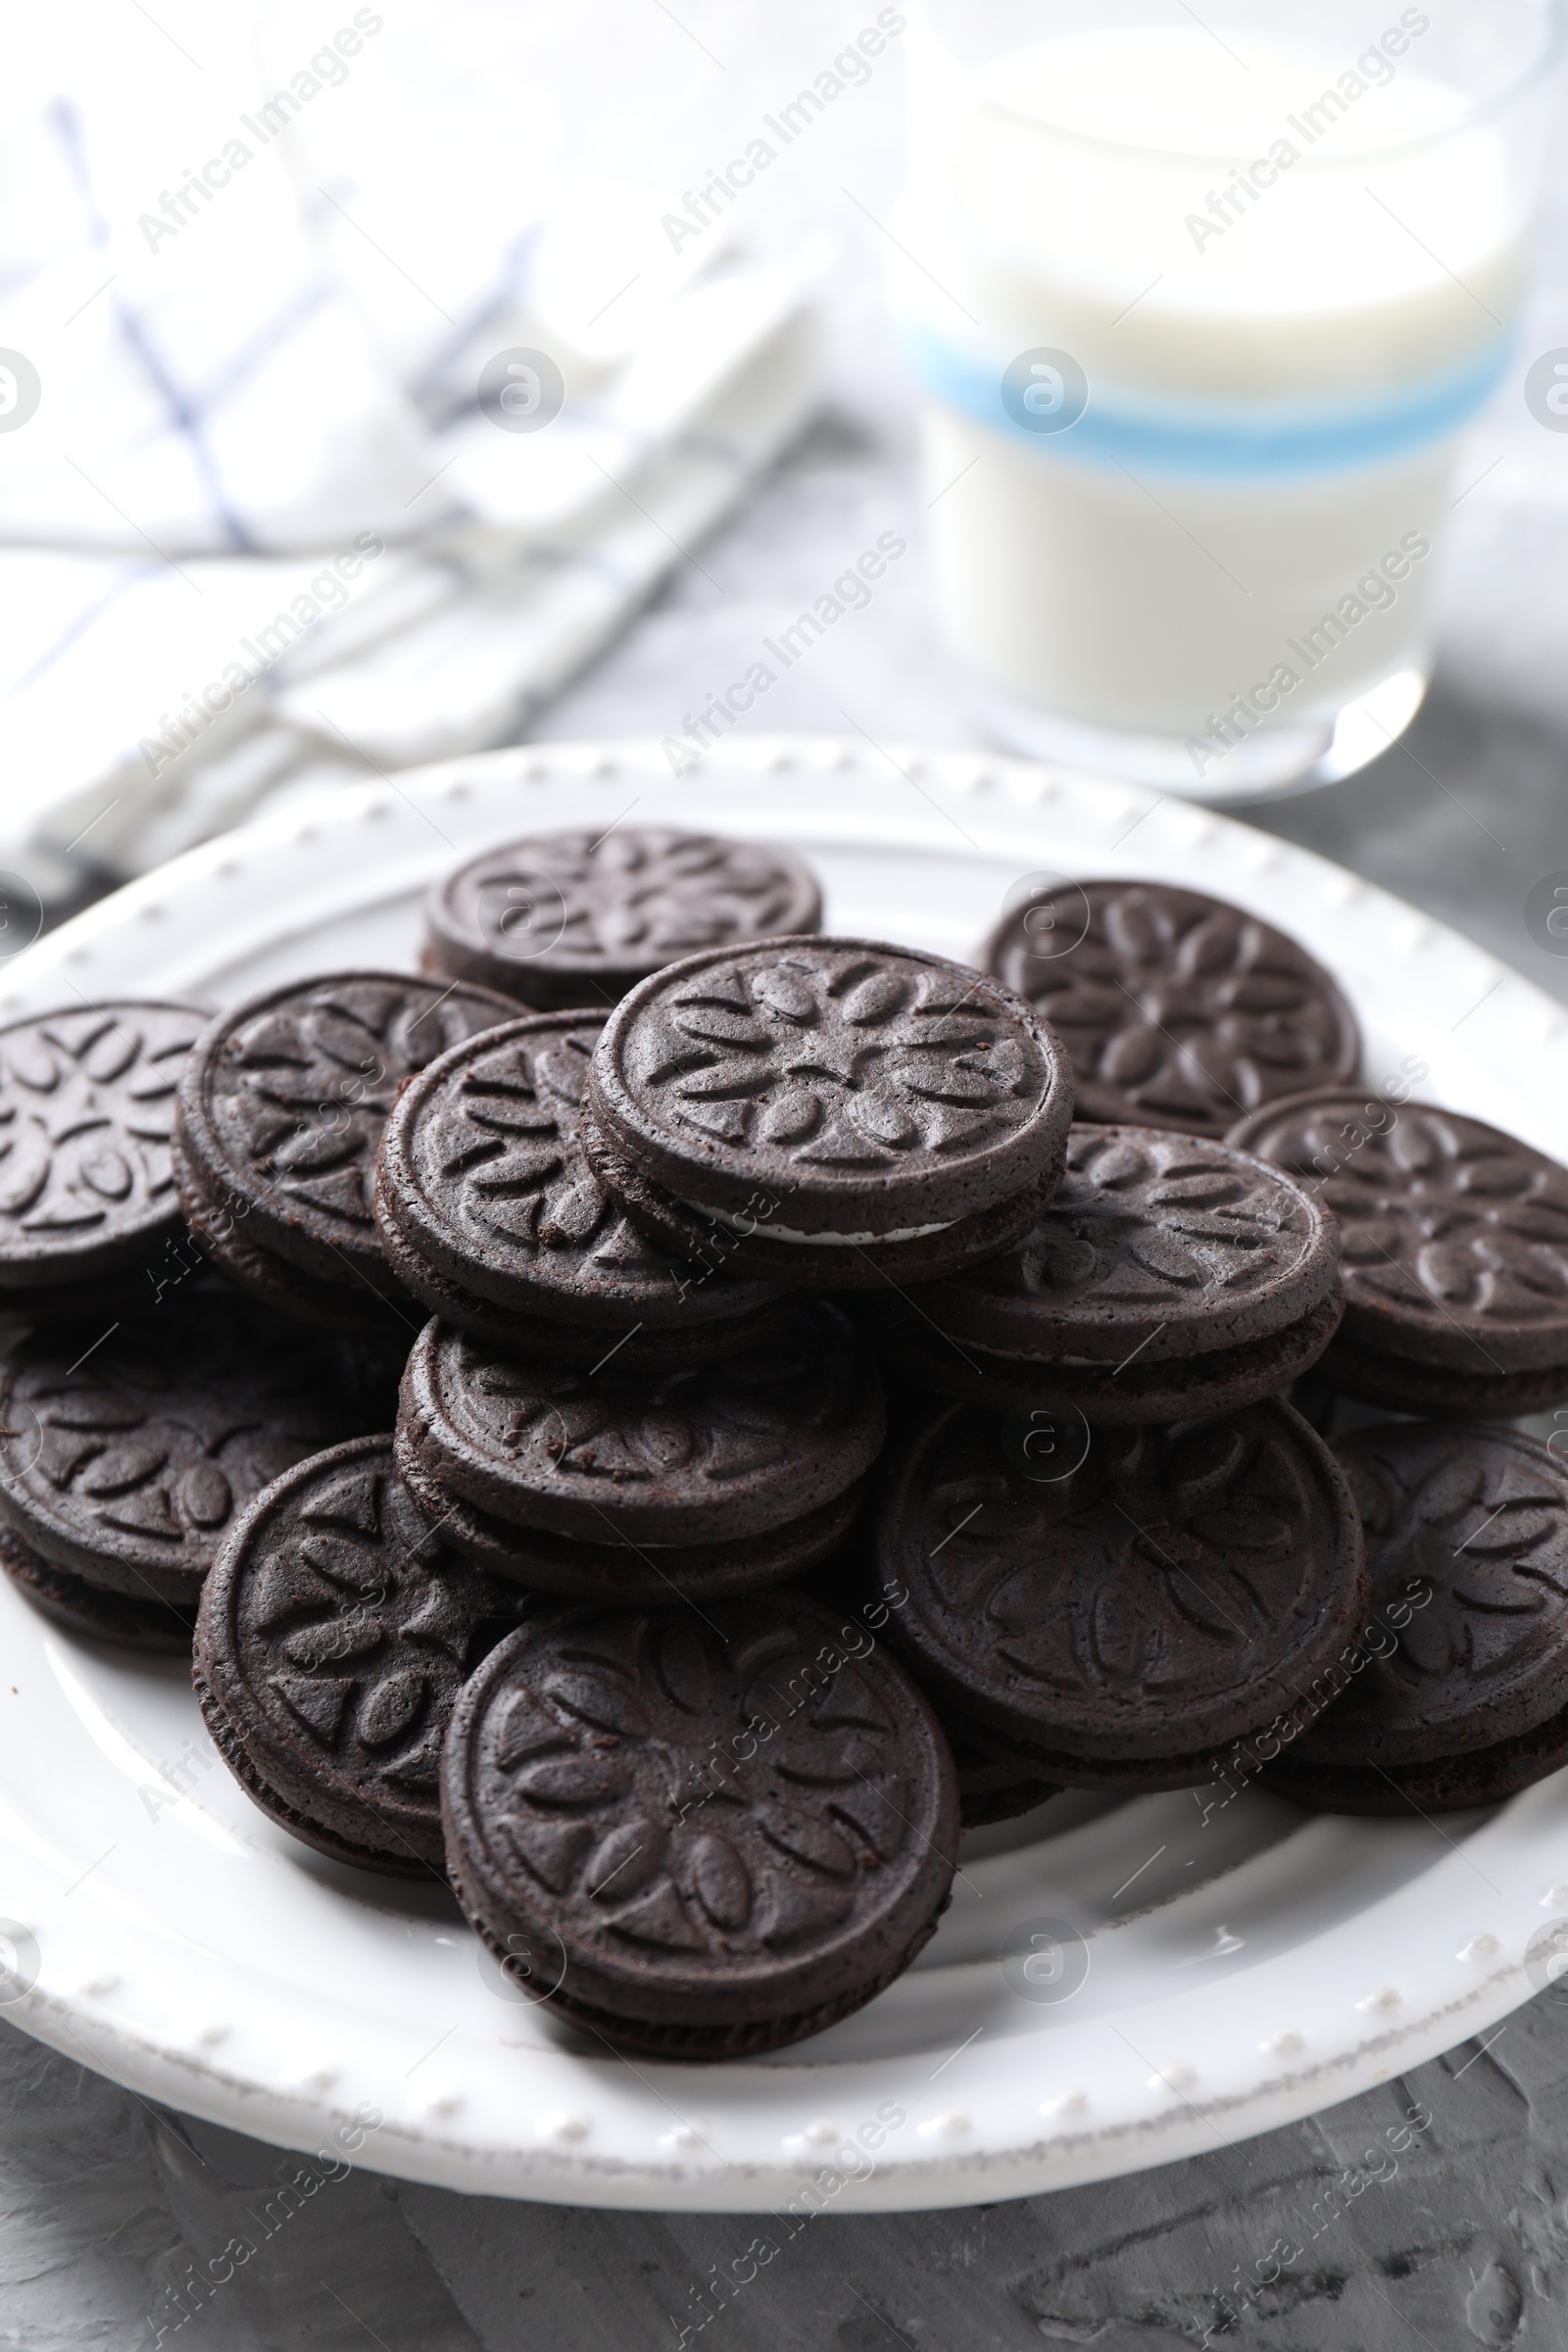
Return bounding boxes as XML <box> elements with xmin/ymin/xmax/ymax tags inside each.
<box><xmin>700</xmin><ymin>1200</ymin><xmax>956</xmax><ymax>1248</ymax></box>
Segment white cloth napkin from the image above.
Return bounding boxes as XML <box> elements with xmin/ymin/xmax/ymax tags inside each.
<box><xmin>0</xmin><ymin>0</ymin><xmax>822</xmax><ymax>898</ymax></box>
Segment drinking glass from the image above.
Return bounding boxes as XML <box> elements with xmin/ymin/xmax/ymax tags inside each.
<box><xmin>893</xmin><ymin>0</ymin><xmax>1564</xmax><ymax>798</ymax></box>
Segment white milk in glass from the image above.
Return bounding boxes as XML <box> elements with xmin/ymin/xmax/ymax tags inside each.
<box><xmin>893</xmin><ymin>11</ymin><xmax>1554</xmax><ymax>794</ymax></box>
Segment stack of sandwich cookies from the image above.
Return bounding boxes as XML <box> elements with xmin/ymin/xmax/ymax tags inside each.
<box><xmin>1266</xmin><ymin>1423</ymin><xmax>1568</xmax><ymax>1814</ymax></box>
<box><xmin>983</xmin><ymin>879</ymin><xmax>1360</xmax><ymax>1141</ymax></box>
<box><xmin>1230</xmin><ymin>1092</ymin><xmax>1568</xmax><ymax>1416</ymax></box>
<box><xmin>0</xmin><ymin>1298</ymin><xmax>371</xmax><ymax>1649</ymax></box>
<box><xmin>26</xmin><ymin>856</ymin><xmax>1510</xmax><ymax>2035</ymax></box>
<box><xmin>876</xmin><ymin>1398</ymin><xmax>1367</xmax><ymax>1791</ymax></box>
<box><xmin>196</xmin><ymin>1437</ymin><xmax>523</xmax><ymax>1873</ymax></box>
<box><xmin>395</xmin><ymin>1306</ymin><xmax>884</xmax><ymax>1602</ymax></box>
<box><xmin>440</xmin><ymin>1591</ymin><xmax>959</xmax><ymax>2057</ymax></box>
<box><xmin>870</xmin><ymin>1125</ymin><xmax>1343</xmax><ymax>1424</ymax></box>
<box><xmin>583</xmin><ymin>938</ymin><xmax>1074</xmax><ymax>1289</ymax></box>
<box><xmin>374</xmin><ymin>1010</ymin><xmax>794</xmax><ymax>1370</ymax></box>
<box><xmin>173</xmin><ymin>972</ymin><xmax>515</xmax><ymax>1333</ymax></box>
<box><xmin>0</xmin><ymin>1003</ymin><xmax>208</xmax><ymax>1322</ymax></box>
<box><xmin>422</xmin><ymin>826</ymin><xmax>822</xmax><ymax>1009</ymax></box>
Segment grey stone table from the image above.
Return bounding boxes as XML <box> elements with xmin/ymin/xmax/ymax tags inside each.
<box><xmin>8</xmin><ymin>6</ymin><xmax>1568</xmax><ymax>2346</ymax></box>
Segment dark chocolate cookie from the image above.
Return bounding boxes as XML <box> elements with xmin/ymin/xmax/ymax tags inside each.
<box><xmin>875</xmin><ymin>1124</ymin><xmax>1341</xmax><ymax>1423</ymax></box>
<box><xmin>196</xmin><ymin>1436</ymin><xmax>522</xmax><ymax>1874</ymax></box>
<box><xmin>910</xmin><ymin>1126</ymin><xmax>1339</xmax><ymax>1359</ymax></box>
<box><xmin>0</xmin><ymin>1298</ymin><xmax>372</xmax><ymax>1605</ymax></box>
<box><xmin>397</xmin><ymin>1305</ymin><xmax>884</xmax><ymax>1545</ymax></box>
<box><xmin>1311</xmin><ymin>1331</ymin><xmax>1568</xmax><ymax>1422</ymax></box>
<box><xmin>441</xmin><ymin>1592</ymin><xmax>958</xmax><ymax>2056</ymax></box>
<box><xmin>422</xmin><ymin>827</ymin><xmax>822</xmax><ymax>1009</ymax></box>
<box><xmin>371</xmin><ymin>1229</ymin><xmax>782</xmax><ymax>1374</ymax></box>
<box><xmin>1268</xmin><ymin>1425</ymin><xmax>1568</xmax><ymax>1814</ymax></box>
<box><xmin>580</xmin><ymin>1101</ymin><xmax>1061</xmax><ymax>1292</ymax></box>
<box><xmin>888</xmin><ymin>1124</ymin><xmax>1345</xmax><ymax>1411</ymax></box>
<box><xmin>173</xmin><ymin>1131</ymin><xmax>419</xmax><ymax>1336</ymax></box>
<box><xmin>592</xmin><ymin>937</ymin><xmax>1070</xmax><ymax>1233</ymax></box>
<box><xmin>0</xmin><ymin>1523</ymin><xmax>196</xmax><ymax>1650</ymax></box>
<box><xmin>395</xmin><ymin>1420</ymin><xmax>867</xmax><ymax>1603</ymax></box>
<box><xmin>1228</xmin><ymin>1091</ymin><xmax>1568</xmax><ymax>1380</ymax></box>
<box><xmin>174</xmin><ymin>972</ymin><xmax>516</xmax><ymax>1305</ymax></box>
<box><xmin>876</xmin><ymin>1399</ymin><xmax>1366</xmax><ymax>1787</ymax></box>
<box><xmin>984</xmin><ymin>881</ymin><xmax>1359</xmax><ymax>1140</ymax></box>
<box><xmin>585</xmin><ymin>938</ymin><xmax>1072</xmax><ymax>1286</ymax></box>
<box><xmin>941</xmin><ymin>1706</ymin><xmax>1059</xmax><ymax>1828</ymax></box>
<box><xmin>874</xmin><ymin>1291</ymin><xmax>1345</xmax><ymax>1427</ymax></box>
<box><xmin>0</xmin><ymin>1004</ymin><xmax>207</xmax><ymax>1298</ymax></box>
<box><xmin>374</xmin><ymin>1010</ymin><xmax>787</xmax><ymax>1357</ymax></box>
<box><xmin>1266</xmin><ymin>1699</ymin><xmax>1568</xmax><ymax>1814</ymax></box>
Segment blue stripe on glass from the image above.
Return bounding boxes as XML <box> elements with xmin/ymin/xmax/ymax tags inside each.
<box><xmin>896</xmin><ymin>314</ymin><xmax>1513</xmax><ymax>480</ymax></box>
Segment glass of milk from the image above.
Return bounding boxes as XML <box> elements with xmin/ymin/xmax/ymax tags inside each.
<box><xmin>893</xmin><ymin>0</ymin><xmax>1564</xmax><ymax>799</ymax></box>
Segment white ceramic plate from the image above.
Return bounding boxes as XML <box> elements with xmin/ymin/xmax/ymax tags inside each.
<box><xmin>2</xmin><ymin>734</ymin><xmax>1567</xmax><ymax>2215</ymax></box>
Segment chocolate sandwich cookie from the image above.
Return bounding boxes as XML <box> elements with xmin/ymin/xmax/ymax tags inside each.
<box><xmin>876</xmin><ymin>1399</ymin><xmax>1367</xmax><ymax>1790</ymax></box>
<box><xmin>374</xmin><ymin>1010</ymin><xmax>791</xmax><ymax>1369</ymax></box>
<box><xmin>0</xmin><ymin>1298</ymin><xmax>373</xmax><ymax>1635</ymax></box>
<box><xmin>395</xmin><ymin>1422</ymin><xmax>868</xmax><ymax>1603</ymax></box>
<box><xmin>1229</xmin><ymin>1091</ymin><xmax>1568</xmax><ymax>1417</ymax></box>
<box><xmin>941</xmin><ymin>1707</ymin><xmax>1059</xmax><ymax>1829</ymax></box>
<box><xmin>788</xmin><ymin>1523</ymin><xmax>1057</xmax><ymax>1828</ymax></box>
<box><xmin>1266</xmin><ymin>1422</ymin><xmax>1568</xmax><ymax>1814</ymax></box>
<box><xmin>0</xmin><ymin>1003</ymin><xmax>208</xmax><ymax>1316</ymax></box>
<box><xmin>197</xmin><ymin>1437</ymin><xmax>522</xmax><ymax>1874</ymax></box>
<box><xmin>422</xmin><ymin>826</ymin><xmax>822</xmax><ymax>1009</ymax></box>
<box><xmin>397</xmin><ymin>1303</ymin><xmax>884</xmax><ymax>1546</ymax></box>
<box><xmin>174</xmin><ymin>972</ymin><xmax>516</xmax><ymax>1329</ymax></box>
<box><xmin>880</xmin><ymin>1296</ymin><xmax>1346</xmax><ymax>1429</ymax></box>
<box><xmin>585</xmin><ymin>937</ymin><xmax>1073</xmax><ymax>1289</ymax></box>
<box><xmin>172</xmin><ymin>1140</ymin><xmax>403</xmax><ymax>1337</ymax></box>
<box><xmin>984</xmin><ymin>880</ymin><xmax>1359</xmax><ymax>1141</ymax></box>
<box><xmin>872</xmin><ymin>1124</ymin><xmax>1342</xmax><ymax>1425</ymax></box>
<box><xmin>0</xmin><ymin>1525</ymin><xmax>197</xmax><ymax>1651</ymax></box>
<box><xmin>441</xmin><ymin>1592</ymin><xmax>959</xmax><ymax>2056</ymax></box>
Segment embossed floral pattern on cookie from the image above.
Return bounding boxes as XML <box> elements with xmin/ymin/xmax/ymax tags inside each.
<box><xmin>986</xmin><ymin>882</ymin><xmax>1358</xmax><ymax>1140</ymax></box>
<box><xmin>0</xmin><ymin>1300</ymin><xmax>367</xmax><ymax>1596</ymax></box>
<box><xmin>230</xmin><ymin>1446</ymin><xmax>514</xmax><ymax>1805</ymax></box>
<box><xmin>0</xmin><ymin>1004</ymin><xmax>205</xmax><ymax>1283</ymax></box>
<box><xmin>476</xmin><ymin>1611</ymin><xmax>910</xmax><ymax>1958</ymax></box>
<box><xmin>401</xmin><ymin>1305</ymin><xmax>883</xmax><ymax>1544</ymax></box>
<box><xmin>198</xmin><ymin>1437</ymin><xmax>520</xmax><ymax>1868</ymax></box>
<box><xmin>442</xmin><ymin>1592</ymin><xmax>956</xmax><ymax>2039</ymax></box>
<box><xmin>379</xmin><ymin>1015</ymin><xmax>775</xmax><ymax>1327</ymax></box>
<box><xmin>880</xmin><ymin>1401</ymin><xmax>1364</xmax><ymax>1762</ymax></box>
<box><xmin>922</xmin><ymin>1124</ymin><xmax>1337</xmax><ymax>1361</ymax></box>
<box><xmin>592</xmin><ymin>939</ymin><xmax>1070</xmax><ymax>1240</ymax></box>
<box><xmin>426</xmin><ymin>828</ymin><xmax>821</xmax><ymax>998</ymax></box>
<box><xmin>192</xmin><ymin>977</ymin><xmax>514</xmax><ymax>1240</ymax></box>
<box><xmin>1233</xmin><ymin>1092</ymin><xmax>1568</xmax><ymax>1371</ymax></box>
<box><xmin>626</xmin><ymin>950</ymin><xmax>1040</xmax><ymax>1162</ymax></box>
<box><xmin>1297</xmin><ymin>1425</ymin><xmax>1568</xmax><ymax>1767</ymax></box>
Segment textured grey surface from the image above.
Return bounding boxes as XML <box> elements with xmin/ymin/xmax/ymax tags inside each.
<box><xmin>8</xmin><ymin>5</ymin><xmax>1568</xmax><ymax>2346</ymax></box>
<box><xmin>5</xmin><ymin>1995</ymin><xmax>1568</xmax><ymax>2349</ymax></box>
